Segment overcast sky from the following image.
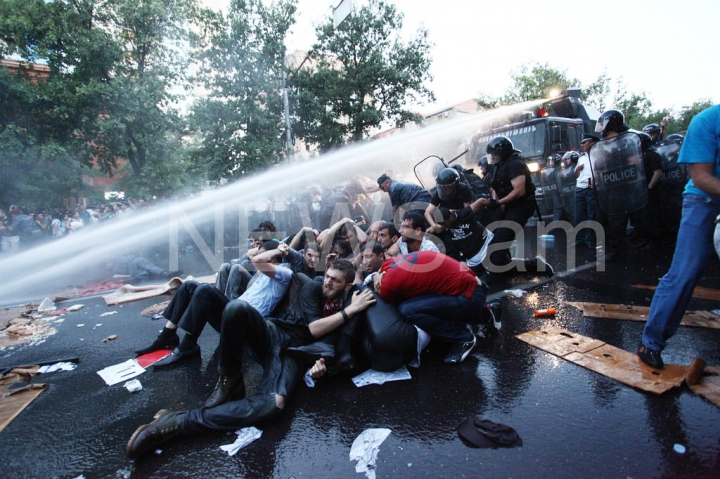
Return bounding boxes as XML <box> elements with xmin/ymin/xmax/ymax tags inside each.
<box><xmin>203</xmin><ymin>0</ymin><xmax>719</xmax><ymax>115</ymax></box>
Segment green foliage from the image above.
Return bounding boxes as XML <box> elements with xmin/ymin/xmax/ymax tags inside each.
<box><xmin>0</xmin><ymin>0</ymin><xmax>201</xmax><ymax>206</ymax></box>
<box><xmin>290</xmin><ymin>0</ymin><xmax>434</xmax><ymax>150</ymax></box>
<box><xmin>189</xmin><ymin>0</ymin><xmax>296</xmax><ymax>182</ymax></box>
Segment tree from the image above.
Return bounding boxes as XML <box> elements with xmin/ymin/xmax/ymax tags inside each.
<box><xmin>189</xmin><ymin>0</ymin><xmax>296</xmax><ymax>181</ymax></box>
<box><xmin>0</xmin><ymin>0</ymin><xmax>201</xmax><ymax>206</ymax></box>
<box><xmin>290</xmin><ymin>0</ymin><xmax>434</xmax><ymax>150</ymax></box>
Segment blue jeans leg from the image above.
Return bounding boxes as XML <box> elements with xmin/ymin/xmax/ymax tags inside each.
<box><xmin>642</xmin><ymin>195</ymin><xmax>720</xmax><ymax>351</ymax></box>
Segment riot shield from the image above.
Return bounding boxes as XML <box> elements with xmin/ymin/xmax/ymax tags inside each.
<box><xmin>655</xmin><ymin>140</ymin><xmax>686</xmax><ymax>233</ymax></box>
<box><xmin>539</xmin><ymin>166</ymin><xmax>560</xmax><ymax>213</ymax></box>
<box><xmin>554</xmin><ymin>165</ymin><xmax>577</xmax><ymax>220</ymax></box>
<box><xmin>413</xmin><ymin>156</ymin><xmax>447</xmax><ymax>191</ymax></box>
<box><xmin>655</xmin><ymin>141</ymin><xmax>686</xmax><ymax>187</ymax></box>
<box><xmin>589</xmin><ymin>132</ymin><xmax>647</xmax><ymax>216</ymax></box>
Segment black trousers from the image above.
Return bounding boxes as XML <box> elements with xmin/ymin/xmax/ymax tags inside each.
<box><xmin>185</xmin><ymin>300</ymin><xmax>303</xmax><ymax>432</ymax></box>
<box><xmin>487</xmin><ymin>200</ymin><xmax>535</xmax><ymax>268</ymax></box>
<box><xmin>162</xmin><ymin>281</ymin><xmax>229</xmax><ymax>336</ymax></box>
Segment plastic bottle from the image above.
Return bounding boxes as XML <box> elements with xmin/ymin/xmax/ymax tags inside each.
<box><xmin>534</xmin><ymin>308</ymin><xmax>556</xmax><ymax>317</ymax></box>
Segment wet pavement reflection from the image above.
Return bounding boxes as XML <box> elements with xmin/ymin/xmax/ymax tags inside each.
<box><xmin>1</xmin><ymin>228</ymin><xmax>719</xmax><ymax>478</ymax></box>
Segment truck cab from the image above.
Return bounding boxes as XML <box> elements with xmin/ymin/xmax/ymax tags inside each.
<box><xmin>466</xmin><ymin>89</ymin><xmax>600</xmax><ymax>215</ymax></box>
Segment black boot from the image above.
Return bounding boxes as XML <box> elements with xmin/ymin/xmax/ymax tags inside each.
<box><xmin>205</xmin><ymin>372</ymin><xmax>246</xmax><ymax>408</ymax></box>
<box><xmin>135</xmin><ymin>327</ymin><xmax>179</xmax><ymax>356</ymax></box>
<box><xmin>126</xmin><ymin>409</ymin><xmax>187</xmax><ymax>459</ymax></box>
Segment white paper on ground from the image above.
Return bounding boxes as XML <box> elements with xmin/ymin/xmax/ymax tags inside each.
<box><xmin>219</xmin><ymin>427</ymin><xmax>263</xmax><ymax>456</ymax></box>
<box><xmin>38</xmin><ymin>361</ymin><xmax>78</xmax><ymax>374</ymax></box>
<box><xmin>352</xmin><ymin>366</ymin><xmax>411</xmax><ymax>388</ymax></box>
<box><xmin>349</xmin><ymin>428</ymin><xmax>391</xmax><ymax>479</ymax></box>
<box><xmin>99</xmin><ymin>311</ymin><xmax>117</xmax><ymax>316</ymax></box>
<box><xmin>67</xmin><ymin>304</ymin><xmax>84</xmax><ymax>311</ymax></box>
<box><xmin>97</xmin><ymin>359</ymin><xmax>145</xmax><ymax>386</ymax></box>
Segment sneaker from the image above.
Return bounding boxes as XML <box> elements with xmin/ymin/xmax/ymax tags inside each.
<box><xmin>637</xmin><ymin>343</ymin><xmax>664</xmax><ymax>369</ymax></box>
<box><xmin>485</xmin><ymin>301</ymin><xmax>502</xmax><ymax>333</ymax></box>
<box><xmin>443</xmin><ymin>334</ymin><xmax>477</xmax><ymax>364</ymax></box>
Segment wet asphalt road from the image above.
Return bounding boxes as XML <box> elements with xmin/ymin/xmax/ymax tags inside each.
<box><xmin>1</xmin><ymin>229</ymin><xmax>720</xmax><ymax>479</ymax></box>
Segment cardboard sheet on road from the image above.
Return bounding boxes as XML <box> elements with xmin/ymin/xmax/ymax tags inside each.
<box><xmin>688</xmin><ymin>366</ymin><xmax>720</xmax><ymax>408</ymax></box>
<box><xmin>0</xmin><ymin>368</ymin><xmax>47</xmax><ymax>433</ymax></box>
<box><xmin>102</xmin><ymin>274</ymin><xmax>216</xmax><ymax>306</ymax></box>
<box><xmin>516</xmin><ymin>326</ymin><xmax>687</xmax><ymax>394</ymax></box>
<box><xmin>566</xmin><ymin>302</ymin><xmax>720</xmax><ymax>330</ymax></box>
<box><xmin>140</xmin><ymin>300</ymin><xmax>171</xmax><ymax>317</ymax></box>
<box><xmin>633</xmin><ymin>284</ymin><xmax>720</xmax><ymax>302</ymax></box>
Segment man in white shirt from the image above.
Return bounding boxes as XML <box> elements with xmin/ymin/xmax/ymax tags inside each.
<box><xmin>387</xmin><ymin>211</ymin><xmax>441</xmax><ymax>256</ymax></box>
<box><xmin>573</xmin><ymin>133</ymin><xmax>600</xmax><ymax>247</ymax></box>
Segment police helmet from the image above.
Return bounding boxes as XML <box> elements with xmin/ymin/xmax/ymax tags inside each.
<box><xmin>595</xmin><ymin>110</ymin><xmax>629</xmax><ymax>138</ymax></box>
<box><xmin>666</xmin><ymin>133</ymin><xmax>684</xmax><ymax>144</ymax></box>
<box><xmin>547</xmin><ymin>153</ymin><xmax>562</xmax><ymax>168</ymax></box>
<box><xmin>436</xmin><ymin>168</ymin><xmax>460</xmax><ymax>201</ymax></box>
<box><xmin>643</xmin><ymin>123</ymin><xmax>662</xmax><ymax>136</ymax></box>
<box><xmin>637</xmin><ymin>132</ymin><xmax>653</xmax><ymax>151</ymax></box>
<box><xmin>561</xmin><ymin>151</ymin><xmax>579</xmax><ymax>166</ymax></box>
<box><xmin>486</xmin><ymin>136</ymin><xmax>514</xmax><ymax>162</ymax></box>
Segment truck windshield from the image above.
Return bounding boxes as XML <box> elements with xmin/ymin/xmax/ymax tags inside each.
<box><xmin>473</xmin><ymin>123</ymin><xmax>546</xmax><ymax>161</ymax></box>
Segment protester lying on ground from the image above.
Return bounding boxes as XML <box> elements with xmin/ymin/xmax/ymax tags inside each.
<box><xmin>371</xmin><ymin>251</ymin><xmax>501</xmax><ymax>364</ymax></box>
<box><xmin>109</xmin><ymin>255</ymin><xmax>182</xmax><ymax>284</ymax></box>
<box><xmin>126</xmin><ymin>259</ymin><xmax>376</xmax><ymax>459</ymax></box>
<box><xmin>134</xmin><ymin>241</ymin><xmax>294</xmax><ymax>368</ymax></box>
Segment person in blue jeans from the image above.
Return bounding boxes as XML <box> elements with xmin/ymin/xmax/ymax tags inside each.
<box><xmin>638</xmin><ymin>104</ymin><xmax>720</xmax><ymax>369</ymax></box>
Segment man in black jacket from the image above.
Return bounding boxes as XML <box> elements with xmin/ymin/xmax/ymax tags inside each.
<box><xmin>126</xmin><ymin>259</ymin><xmax>376</xmax><ymax>459</ymax></box>
<box><xmin>477</xmin><ymin>136</ymin><xmax>553</xmax><ymax>283</ymax></box>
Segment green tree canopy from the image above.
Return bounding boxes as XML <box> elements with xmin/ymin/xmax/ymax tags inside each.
<box><xmin>189</xmin><ymin>0</ymin><xmax>296</xmax><ymax>182</ymax></box>
<box><xmin>290</xmin><ymin>0</ymin><xmax>434</xmax><ymax>151</ymax></box>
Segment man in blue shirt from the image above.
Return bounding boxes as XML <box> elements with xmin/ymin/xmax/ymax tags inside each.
<box><xmin>377</xmin><ymin>174</ymin><xmax>432</xmax><ymax>218</ymax></box>
<box><xmin>638</xmin><ymin>105</ymin><xmax>720</xmax><ymax>369</ymax></box>
<box><xmin>134</xmin><ymin>241</ymin><xmax>294</xmax><ymax>368</ymax></box>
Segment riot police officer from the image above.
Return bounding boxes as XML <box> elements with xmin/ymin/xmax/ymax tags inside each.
<box><xmin>594</xmin><ymin>109</ymin><xmax>647</xmax><ymax>261</ymax></box>
<box><xmin>425</xmin><ymin>167</ymin><xmax>489</xmax><ymax>271</ymax></box>
<box><xmin>478</xmin><ymin>136</ymin><xmax>553</xmax><ymax>283</ymax></box>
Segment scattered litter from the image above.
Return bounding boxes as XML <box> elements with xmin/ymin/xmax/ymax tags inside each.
<box><xmin>504</xmin><ymin>289</ymin><xmax>526</xmax><ymax>298</ymax></box>
<box><xmin>352</xmin><ymin>366</ymin><xmax>411</xmax><ymax>388</ymax></box>
<box><xmin>77</xmin><ymin>324</ymin><xmax>84</xmax><ymax>328</ymax></box>
<box><xmin>220</xmin><ymin>427</ymin><xmax>263</xmax><ymax>456</ymax></box>
<box><xmin>712</xmin><ymin>309</ymin><xmax>720</xmax><ymax>316</ymax></box>
<box><xmin>97</xmin><ymin>359</ymin><xmax>145</xmax><ymax>386</ymax></box>
<box><xmin>93</xmin><ymin>324</ymin><xmax>102</xmax><ymax>329</ymax></box>
<box><xmin>67</xmin><ymin>304</ymin><xmax>84</xmax><ymax>312</ymax></box>
<box><xmin>73</xmin><ymin>475</ymin><xmax>85</xmax><ymax>479</ymax></box>
<box><xmin>155</xmin><ymin>449</ymin><xmax>162</xmax><ymax>455</ymax></box>
<box><xmin>124</xmin><ymin>379</ymin><xmax>143</xmax><ymax>392</ymax></box>
<box><xmin>349</xmin><ymin>428</ymin><xmax>391</xmax><ymax>479</ymax></box>
<box><xmin>47</xmin><ymin>308</ymin><xmax>68</xmax><ymax>316</ymax></box>
<box><xmin>38</xmin><ymin>362</ymin><xmax>77</xmax><ymax>374</ymax></box>
<box><xmin>100</xmin><ymin>311</ymin><xmax>117</xmax><ymax>317</ymax></box>
<box><xmin>673</xmin><ymin>444</ymin><xmax>686</xmax><ymax>454</ymax></box>
<box><xmin>102</xmin><ymin>335</ymin><xmax>117</xmax><ymax>343</ymax></box>
<box><xmin>150</xmin><ymin>313</ymin><xmax>164</xmax><ymax>321</ymax></box>
<box><xmin>37</xmin><ymin>298</ymin><xmax>56</xmax><ymax>313</ymax></box>
<box><xmin>534</xmin><ymin>308</ymin><xmax>557</xmax><ymax>317</ymax></box>
<box><xmin>53</xmin><ymin>318</ymin><xmax>66</xmax><ymax>323</ymax></box>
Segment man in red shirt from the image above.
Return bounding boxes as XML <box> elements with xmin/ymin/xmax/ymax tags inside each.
<box><xmin>372</xmin><ymin>251</ymin><xmax>501</xmax><ymax>364</ymax></box>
